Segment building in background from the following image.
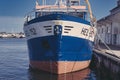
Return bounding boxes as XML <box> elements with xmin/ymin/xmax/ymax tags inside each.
<box><xmin>97</xmin><ymin>0</ymin><xmax>120</xmax><ymax>46</ymax></box>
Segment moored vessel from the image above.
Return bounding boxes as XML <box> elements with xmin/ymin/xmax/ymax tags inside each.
<box><xmin>24</xmin><ymin>0</ymin><xmax>96</xmax><ymax>74</ymax></box>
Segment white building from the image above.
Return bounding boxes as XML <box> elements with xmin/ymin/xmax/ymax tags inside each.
<box><xmin>97</xmin><ymin>0</ymin><xmax>120</xmax><ymax>46</ymax></box>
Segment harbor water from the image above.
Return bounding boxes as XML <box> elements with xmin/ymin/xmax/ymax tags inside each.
<box><xmin>0</xmin><ymin>38</ymin><xmax>110</xmax><ymax>80</ymax></box>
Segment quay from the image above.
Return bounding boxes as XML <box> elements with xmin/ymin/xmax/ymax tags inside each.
<box><xmin>91</xmin><ymin>0</ymin><xmax>120</xmax><ymax>79</ymax></box>
<box><xmin>0</xmin><ymin>32</ymin><xmax>25</xmax><ymax>38</ymax></box>
<box><xmin>91</xmin><ymin>44</ymin><xmax>120</xmax><ymax>80</ymax></box>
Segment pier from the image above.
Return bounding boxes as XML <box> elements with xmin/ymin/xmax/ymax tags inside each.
<box><xmin>0</xmin><ymin>32</ymin><xmax>25</xmax><ymax>38</ymax></box>
<box><xmin>91</xmin><ymin>44</ymin><xmax>120</xmax><ymax>80</ymax></box>
<box><xmin>91</xmin><ymin>0</ymin><xmax>120</xmax><ymax>79</ymax></box>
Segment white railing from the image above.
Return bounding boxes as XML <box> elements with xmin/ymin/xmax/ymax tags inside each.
<box><xmin>24</xmin><ymin>6</ymin><xmax>87</xmax><ymax>24</ymax></box>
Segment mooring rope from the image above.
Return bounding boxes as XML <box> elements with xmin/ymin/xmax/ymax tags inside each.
<box><xmin>96</xmin><ymin>32</ymin><xmax>114</xmax><ymax>54</ymax></box>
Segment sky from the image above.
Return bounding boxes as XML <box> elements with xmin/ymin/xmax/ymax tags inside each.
<box><xmin>0</xmin><ymin>0</ymin><xmax>118</xmax><ymax>33</ymax></box>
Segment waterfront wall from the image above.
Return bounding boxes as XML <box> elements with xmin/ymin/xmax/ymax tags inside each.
<box><xmin>90</xmin><ymin>50</ymin><xmax>120</xmax><ymax>80</ymax></box>
<box><xmin>0</xmin><ymin>32</ymin><xmax>25</xmax><ymax>38</ymax></box>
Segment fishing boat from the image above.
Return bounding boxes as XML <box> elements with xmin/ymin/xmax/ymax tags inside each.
<box><xmin>24</xmin><ymin>0</ymin><xmax>96</xmax><ymax>74</ymax></box>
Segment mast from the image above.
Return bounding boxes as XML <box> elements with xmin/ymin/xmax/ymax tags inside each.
<box><xmin>36</xmin><ymin>0</ymin><xmax>46</xmax><ymax>6</ymax></box>
<box><xmin>84</xmin><ymin>0</ymin><xmax>96</xmax><ymax>26</ymax></box>
<box><xmin>43</xmin><ymin>0</ymin><xmax>46</xmax><ymax>5</ymax></box>
<box><xmin>36</xmin><ymin>0</ymin><xmax>39</xmax><ymax>6</ymax></box>
<box><xmin>55</xmin><ymin>0</ymin><xmax>63</xmax><ymax>6</ymax></box>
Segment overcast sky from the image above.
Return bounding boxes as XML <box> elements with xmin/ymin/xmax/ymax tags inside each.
<box><xmin>0</xmin><ymin>0</ymin><xmax>118</xmax><ymax>33</ymax></box>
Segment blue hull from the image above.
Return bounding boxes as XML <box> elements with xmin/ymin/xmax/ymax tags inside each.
<box><xmin>27</xmin><ymin>35</ymin><xmax>93</xmax><ymax>61</ymax></box>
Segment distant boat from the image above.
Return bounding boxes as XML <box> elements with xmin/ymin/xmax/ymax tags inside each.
<box><xmin>24</xmin><ymin>0</ymin><xmax>96</xmax><ymax>74</ymax></box>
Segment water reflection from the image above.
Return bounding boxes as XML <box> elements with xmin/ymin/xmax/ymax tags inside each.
<box><xmin>28</xmin><ymin>68</ymin><xmax>91</xmax><ymax>80</ymax></box>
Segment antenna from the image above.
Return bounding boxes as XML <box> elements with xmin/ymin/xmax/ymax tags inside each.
<box><xmin>55</xmin><ymin>0</ymin><xmax>63</xmax><ymax>6</ymax></box>
<box><xmin>36</xmin><ymin>0</ymin><xmax>39</xmax><ymax>6</ymax></box>
<box><xmin>45</xmin><ymin>0</ymin><xmax>46</xmax><ymax>5</ymax></box>
<box><xmin>66</xmin><ymin>0</ymin><xmax>71</xmax><ymax>7</ymax></box>
<box><xmin>43</xmin><ymin>0</ymin><xmax>46</xmax><ymax>5</ymax></box>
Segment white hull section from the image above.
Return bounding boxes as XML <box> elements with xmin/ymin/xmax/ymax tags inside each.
<box><xmin>24</xmin><ymin>20</ymin><xmax>96</xmax><ymax>41</ymax></box>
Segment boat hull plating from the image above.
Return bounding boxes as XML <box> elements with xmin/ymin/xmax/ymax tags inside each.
<box><xmin>30</xmin><ymin>61</ymin><xmax>90</xmax><ymax>74</ymax></box>
<box><xmin>24</xmin><ymin>14</ymin><xmax>95</xmax><ymax>74</ymax></box>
